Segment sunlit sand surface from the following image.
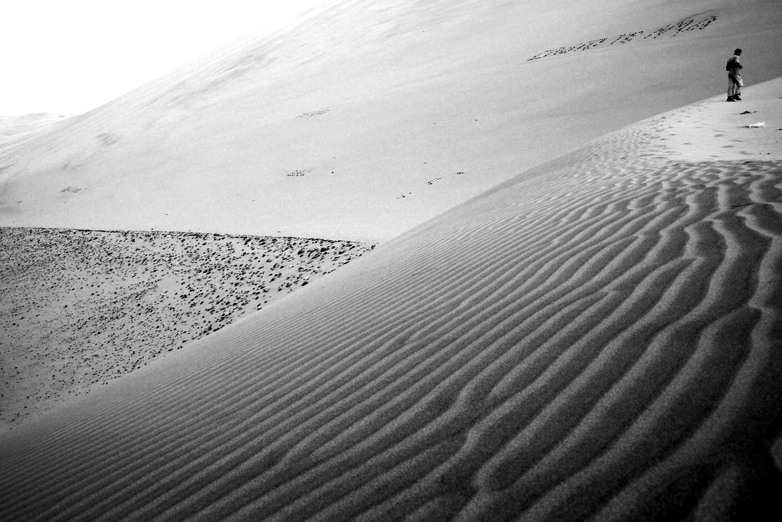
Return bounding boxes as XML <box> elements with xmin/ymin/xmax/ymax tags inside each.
<box><xmin>2</xmin><ymin>78</ymin><xmax>781</xmax><ymax>520</ymax></box>
<box><xmin>2</xmin><ymin>0</ymin><xmax>781</xmax><ymax>241</ymax></box>
<box><xmin>1</xmin><ymin>0</ymin><xmax>782</xmax><ymax>519</ymax></box>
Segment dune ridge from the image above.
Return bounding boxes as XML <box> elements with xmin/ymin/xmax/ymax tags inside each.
<box><xmin>2</xmin><ymin>81</ymin><xmax>781</xmax><ymax>519</ymax></box>
<box><xmin>3</xmin><ymin>0</ymin><xmax>781</xmax><ymax>241</ymax></box>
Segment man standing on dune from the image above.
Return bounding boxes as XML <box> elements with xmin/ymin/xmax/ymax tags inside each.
<box><xmin>726</xmin><ymin>48</ymin><xmax>743</xmax><ymax>101</ymax></box>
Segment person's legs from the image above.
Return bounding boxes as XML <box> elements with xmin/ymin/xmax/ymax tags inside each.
<box><xmin>727</xmin><ymin>75</ymin><xmax>739</xmax><ymax>101</ymax></box>
<box><xmin>734</xmin><ymin>75</ymin><xmax>743</xmax><ymax>100</ymax></box>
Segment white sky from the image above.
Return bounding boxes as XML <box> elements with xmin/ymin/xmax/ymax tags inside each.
<box><xmin>0</xmin><ymin>0</ymin><xmax>332</xmax><ymax>116</ymax></box>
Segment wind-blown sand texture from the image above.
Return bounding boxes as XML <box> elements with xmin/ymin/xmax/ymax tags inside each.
<box><xmin>0</xmin><ymin>228</ymin><xmax>373</xmax><ymax>431</ymax></box>
<box><xmin>0</xmin><ymin>113</ymin><xmax>69</xmax><ymax>140</ymax></box>
<box><xmin>1</xmin><ymin>79</ymin><xmax>781</xmax><ymax>520</ymax></box>
<box><xmin>2</xmin><ymin>0</ymin><xmax>781</xmax><ymax>241</ymax></box>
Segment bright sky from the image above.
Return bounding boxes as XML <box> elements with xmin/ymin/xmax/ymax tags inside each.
<box><xmin>0</xmin><ymin>0</ymin><xmax>332</xmax><ymax>116</ymax></box>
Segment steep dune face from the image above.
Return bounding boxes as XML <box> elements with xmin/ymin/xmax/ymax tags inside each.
<box><xmin>1</xmin><ymin>0</ymin><xmax>781</xmax><ymax>240</ymax></box>
<box><xmin>1</xmin><ymin>80</ymin><xmax>781</xmax><ymax>521</ymax></box>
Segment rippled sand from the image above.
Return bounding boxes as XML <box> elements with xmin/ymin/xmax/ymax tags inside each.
<box><xmin>2</xmin><ymin>80</ymin><xmax>780</xmax><ymax>520</ymax></box>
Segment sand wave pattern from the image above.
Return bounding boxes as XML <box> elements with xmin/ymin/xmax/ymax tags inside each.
<box><xmin>1</xmin><ymin>124</ymin><xmax>781</xmax><ymax>520</ymax></box>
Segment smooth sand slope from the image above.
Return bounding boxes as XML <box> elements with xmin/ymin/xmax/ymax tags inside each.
<box><xmin>0</xmin><ymin>228</ymin><xmax>374</xmax><ymax>431</ymax></box>
<box><xmin>1</xmin><ymin>0</ymin><xmax>781</xmax><ymax>241</ymax></box>
<box><xmin>1</xmin><ymin>79</ymin><xmax>781</xmax><ymax>521</ymax></box>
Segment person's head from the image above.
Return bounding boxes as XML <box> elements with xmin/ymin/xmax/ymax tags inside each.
<box><xmin>734</xmin><ymin>48</ymin><xmax>742</xmax><ymax>55</ymax></box>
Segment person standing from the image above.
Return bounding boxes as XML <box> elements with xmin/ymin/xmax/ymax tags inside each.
<box><xmin>726</xmin><ymin>48</ymin><xmax>743</xmax><ymax>101</ymax></box>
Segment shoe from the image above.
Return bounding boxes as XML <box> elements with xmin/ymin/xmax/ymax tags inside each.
<box><xmin>727</xmin><ymin>96</ymin><xmax>736</xmax><ymax>101</ymax></box>
<box><xmin>733</xmin><ymin>95</ymin><xmax>742</xmax><ymax>100</ymax></box>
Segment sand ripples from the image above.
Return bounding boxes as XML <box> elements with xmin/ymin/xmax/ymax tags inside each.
<box><xmin>1</xmin><ymin>122</ymin><xmax>781</xmax><ymax>520</ymax></box>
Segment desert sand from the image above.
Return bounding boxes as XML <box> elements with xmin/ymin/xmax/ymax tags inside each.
<box><xmin>0</xmin><ymin>228</ymin><xmax>374</xmax><ymax>430</ymax></box>
<box><xmin>2</xmin><ymin>0</ymin><xmax>781</xmax><ymax>241</ymax></box>
<box><xmin>0</xmin><ymin>113</ymin><xmax>69</xmax><ymax>139</ymax></box>
<box><xmin>1</xmin><ymin>78</ymin><xmax>781</xmax><ymax>521</ymax></box>
<box><xmin>1</xmin><ymin>0</ymin><xmax>782</xmax><ymax>519</ymax></box>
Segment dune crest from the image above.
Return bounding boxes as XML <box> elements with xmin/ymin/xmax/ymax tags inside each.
<box><xmin>1</xmin><ymin>0</ymin><xmax>781</xmax><ymax>240</ymax></box>
<box><xmin>2</xmin><ymin>79</ymin><xmax>781</xmax><ymax>520</ymax></box>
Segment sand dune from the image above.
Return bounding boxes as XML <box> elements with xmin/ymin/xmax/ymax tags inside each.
<box><xmin>1</xmin><ymin>79</ymin><xmax>780</xmax><ymax>520</ymax></box>
<box><xmin>0</xmin><ymin>113</ymin><xmax>69</xmax><ymax>140</ymax></box>
<box><xmin>0</xmin><ymin>228</ymin><xmax>374</xmax><ymax>431</ymax></box>
<box><xmin>2</xmin><ymin>0</ymin><xmax>781</xmax><ymax>240</ymax></box>
<box><xmin>2</xmin><ymin>0</ymin><xmax>782</xmax><ymax>519</ymax></box>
